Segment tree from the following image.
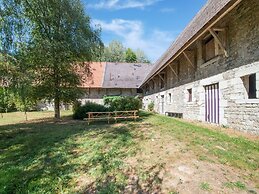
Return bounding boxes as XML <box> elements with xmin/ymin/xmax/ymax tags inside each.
<box><xmin>125</xmin><ymin>48</ymin><xmax>137</xmax><ymax>63</ymax></box>
<box><xmin>135</xmin><ymin>49</ymin><xmax>150</xmax><ymax>63</ymax></box>
<box><xmin>1</xmin><ymin>0</ymin><xmax>103</xmax><ymax>119</ymax></box>
<box><xmin>102</xmin><ymin>40</ymin><xmax>125</xmax><ymax>62</ymax></box>
<box><xmin>100</xmin><ymin>40</ymin><xmax>150</xmax><ymax>63</ymax></box>
<box><xmin>0</xmin><ymin>0</ymin><xmax>37</xmax><ymax>119</ymax></box>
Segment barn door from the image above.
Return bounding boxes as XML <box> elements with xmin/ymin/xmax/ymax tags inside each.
<box><xmin>205</xmin><ymin>83</ymin><xmax>219</xmax><ymax>124</ymax></box>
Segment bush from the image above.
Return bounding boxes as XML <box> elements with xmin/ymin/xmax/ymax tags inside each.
<box><xmin>103</xmin><ymin>96</ymin><xmax>141</xmax><ymax>111</ymax></box>
<box><xmin>148</xmin><ymin>101</ymin><xmax>154</xmax><ymax>112</ymax></box>
<box><xmin>73</xmin><ymin>101</ymin><xmax>108</xmax><ymax>120</ymax></box>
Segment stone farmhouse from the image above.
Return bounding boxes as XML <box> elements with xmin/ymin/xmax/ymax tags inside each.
<box><xmin>78</xmin><ymin>62</ymin><xmax>152</xmax><ymax>105</ymax></box>
<box><xmin>141</xmin><ymin>0</ymin><xmax>259</xmax><ymax>134</ymax></box>
<box><xmin>37</xmin><ymin>62</ymin><xmax>152</xmax><ymax>110</ymax></box>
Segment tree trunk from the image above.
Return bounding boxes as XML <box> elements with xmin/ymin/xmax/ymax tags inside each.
<box><xmin>54</xmin><ymin>96</ymin><xmax>60</xmax><ymax>120</ymax></box>
<box><xmin>0</xmin><ymin>112</ymin><xmax>3</xmax><ymax>118</ymax></box>
<box><xmin>24</xmin><ymin>111</ymin><xmax>28</xmax><ymax>121</ymax></box>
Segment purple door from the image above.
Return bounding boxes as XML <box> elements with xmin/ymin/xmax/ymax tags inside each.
<box><xmin>205</xmin><ymin>83</ymin><xmax>219</xmax><ymax>124</ymax></box>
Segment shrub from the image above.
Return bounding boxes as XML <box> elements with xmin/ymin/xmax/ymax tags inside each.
<box><xmin>73</xmin><ymin>101</ymin><xmax>108</xmax><ymax>120</ymax></box>
<box><xmin>103</xmin><ymin>96</ymin><xmax>141</xmax><ymax>111</ymax></box>
<box><xmin>148</xmin><ymin>101</ymin><xmax>154</xmax><ymax>112</ymax></box>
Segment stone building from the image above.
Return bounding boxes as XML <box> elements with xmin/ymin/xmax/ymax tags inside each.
<box><xmin>79</xmin><ymin>62</ymin><xmax>152</xmax><ymax>105</ymax></box>
<box><xmin>141</xmin><ymin>0</ymin><xmax>259</xmax><ymax>134</ymax></box>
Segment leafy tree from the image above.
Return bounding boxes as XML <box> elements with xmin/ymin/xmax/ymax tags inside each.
<box><xmin>125</xmin><ymin>48</ymin><xmax>137</xmax><ymax>63</ymax></box>
<box><xmin>0</xmin><ymin>0</ymin><xmax>36</xmax><ymax>119</ymax></box>
<box><xmin>1</xmin><ymin>0</ymin><xmax>103</xmax><ymax>119</ymax></box>
<box><xmin>0</xmin><ymin>54</ymin><xmax>18</xmax><ymax>117</ymax></box>
<box><xmin>135</xmin><ymin>49</ymin><xmax>150</xmax><ymax>63</ymax></box>
<box><xmin>102</xmin><ymin>40</ymin><xmax>126</xmax><ymax>62</ymax></box>
<box><xmin>101</xmin><ymin>40</ymin><xmax>150</xmax><ymax>63</ymax></box>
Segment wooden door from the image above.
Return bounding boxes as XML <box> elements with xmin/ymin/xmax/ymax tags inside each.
<box><xmin>205</xmin><ymin>83</ymin><xmax>219</xmax><ymax>124</ymax></box>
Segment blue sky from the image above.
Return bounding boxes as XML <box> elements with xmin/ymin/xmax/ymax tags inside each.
<box><xmin>83</xmin><ymin>0</ymin><xmax>207</xmax><ymax>62</ymax></box>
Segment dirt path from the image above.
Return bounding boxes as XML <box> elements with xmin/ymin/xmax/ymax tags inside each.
<box><xmin>123</xmin><ymin>123</ymin><xmax>258</xmax><ymax>194</ymax></box>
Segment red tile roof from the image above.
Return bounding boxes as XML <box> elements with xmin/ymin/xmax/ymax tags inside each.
<box><xmin>77</xmin><ymin>62</ymin><xmax>152</xmax><ymax>89</ymax></box>
<box><xmin>77</xmin><ymin>62</ymin><xmax>106</xmax><ymax>88</ymax></box>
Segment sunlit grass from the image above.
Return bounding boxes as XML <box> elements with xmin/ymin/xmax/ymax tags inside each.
<box><xmin>0</xmin><ymin>111</ymin><xmax>258</xmax><ymax>193</ymax></box>
<box><xmin>0</xmin><ymin>110</ymin><xmax>72</xmax><ymax>126</ymax></box>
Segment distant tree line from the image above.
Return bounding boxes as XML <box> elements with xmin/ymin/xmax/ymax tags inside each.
<box><xmin>100</xmin><ymin>40</ymin><xmax>150</xmax><ymax>63</ymax></box>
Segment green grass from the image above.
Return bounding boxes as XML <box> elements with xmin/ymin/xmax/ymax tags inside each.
<box><xmin>147</xmin><ymin>114</ymin><xmax>259</xmax><ymax>171</ymax></box>
<box><xmin>0</xmin><ymin>111</ymin><xmax>258</xmax><ymax>193</ymax></box>
<box><xmin>200</xmin><ymin>182</ymin><xmax>211</xmax><ymax>191</ymax></box>
<box><xmin>0</xmin><ymin>111</ymin><xmax>72</xmax><ymax>126</ymax></box>
<box><xmin>224</xmin><ymin>181</ymin><xmax>246</xmax><ymax>190</ymax></box>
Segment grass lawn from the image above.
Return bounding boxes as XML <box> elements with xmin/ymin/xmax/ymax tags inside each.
<box><xmin>0</xmin><ymin>111</ymin><xmax>72</xmax><ymax>126</ymax></box>
<box><xmin>0</xmin><ymin>111</ymin><xmax>258</xmax><ymax>193</ymax></box>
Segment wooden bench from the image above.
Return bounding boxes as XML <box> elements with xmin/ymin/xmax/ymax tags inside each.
<box><xmin>86</xmin><ymin>110</ymin><xmax>139</xmax><ymax>125</ymax></box>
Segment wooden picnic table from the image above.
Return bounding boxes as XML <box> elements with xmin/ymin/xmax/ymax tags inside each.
<box><xmin>86</xmin><ymin>110</ymin><xmax>139</xmax><ymax>125</ymax></box>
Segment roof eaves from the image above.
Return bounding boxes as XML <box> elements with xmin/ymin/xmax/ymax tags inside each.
<box><xmin>141</xmin><ymin>0</ymin><xmax>241</xmax><ymax>87</ymax></box>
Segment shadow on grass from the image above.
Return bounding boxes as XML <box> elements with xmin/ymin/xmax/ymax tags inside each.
<box><xmin>0</xmin><ymin>118</ymin><xmax>88</xmax><ymax>193</ymax></box>
<box><xmin>0</xmin><ymin>112</ymin><xmax>156</xmax><ymax>193</ymax></box>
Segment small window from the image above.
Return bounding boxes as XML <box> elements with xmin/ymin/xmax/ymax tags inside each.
<box><xmin>168</xmin><ymin>93</ymin><xmax>172</xmax><ymax>103</ymax></box>
<box><xmin>242</xmin><ymin>73</ymin><xmax>258</xmax><ymax>99</ymax></box>
<box><xmin>249</xmin><ymin>74</ymin><xmax>257</xmax><ymax>99</ymax></box>
<box><xmin>187</xmin><ymin>89</ymin><xmax>192</xmax><ymax>102</ymax></box>
<box><xmin>203</xmin><ymin>35</ymin><xmax>215</xmax><ymax>62</ymax></box>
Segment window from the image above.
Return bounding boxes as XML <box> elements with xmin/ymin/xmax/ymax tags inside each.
<box><xmin>242</xmin><ymin>73</ymin><xmax>259</xmax><ymax>99</ymax></box>
<box><xmin>187</xmin><ymin>89</ymin><xmax>192</xmax><ymax>102</ymax></box>
<box><xmin>203</xmin><ymin>35</ymin><xmax>216</xmax><ymax>62</ymax></box>
<box><xmin>249</xmin><ymin>74</ymin><xmax>257</xmax><ymax>99</ymax></box>
<box><xmin>168</xmin><ymin>93</ymin><xmax>172</xmax><ymax>103</ymax></box>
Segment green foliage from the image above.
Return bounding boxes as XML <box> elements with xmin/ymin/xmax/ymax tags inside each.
<box><xmin>102</xmin><ymin>40</ymin><xmax>126</xmax><ymax>62</ymax></box>
<box><xmin>125</xmin><ymin>48</ymin><xmax>137</xmax><ymax>63</ymax></box>
<box><xmin>0</xmin><ymin>87</ymin><xmax>17</xmax><ymax>113</ymax></box>
<box><xmin>103</xmin><ymin>96</ymin><xmax>141</xmax><ymax>111</ymax></box>
<box><xmin>72</xmin><ymin>102</ymin><xmax>108</xmax><ymax>120</ymax></box>
<box><xmin>101</xmin><ymin>40</ymin><xmax>150</xmax><ymax>63</ymax></box>
<box><xmin>148</xmin><ymin>101</ymin><xmax>154</xmax><ymax>112</ymax></box>
<box><xmin>1</xmin><ymin>0</ymin><xmax>103</xmax><ymax>119</ymax></box>
<box><xmin>135</xmin><ymin>49</ymin><xmax>150</xmax><ymax>63</ymax></box>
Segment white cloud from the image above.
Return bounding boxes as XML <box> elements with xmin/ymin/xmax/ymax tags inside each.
<box><xmin>88</xmin><ymin>0</ymin><xmax>161</xmax><ymax>10</ymax></box>
<box><xmin>93</xmin><ymin>19</ymin><xmax>177</xmax><ymax>62</ymax></box>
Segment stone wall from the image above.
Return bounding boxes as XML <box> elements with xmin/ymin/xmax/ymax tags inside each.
<box><xmin>142</xmin><ymin>0</ymin><xmax>259</xmax><ymax>134</ymax></box>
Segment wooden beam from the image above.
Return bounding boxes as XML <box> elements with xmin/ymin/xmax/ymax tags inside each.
<box><xmin>209</xmin><ymin>28</ymin><xmax>228</xmax><ymax>57</ymax></box>
<box><xmin>183</xmin><ymin>51</ymin><xmax>195</xmax><ymax>68</ymax></box>
<box><xmin>168</xmin><ymin>63</ymin><xmax>178</xmax><ymax>77</ymax></box>
<box><xmin>213</xmin><ymin>28</ymin><xmax>225</xmax><ymax>32</ymax></box>
<box><xmin>158</xmin><ymin>74</ymin><xmax>165</xmax><ymax>82</ymax></box>
<box><xmin>142</xmin><ymin>0</ymin><xmax>241</xmax><ymax>86</ymax></box>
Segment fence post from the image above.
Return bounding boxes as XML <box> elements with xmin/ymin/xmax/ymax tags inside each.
<box><xmin>88</xmin><ymin>113</ymin><xmax>90</xmax><ymax>125</ymax></box>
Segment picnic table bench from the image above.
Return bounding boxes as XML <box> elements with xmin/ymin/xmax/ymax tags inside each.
<box><xmin>86</xmin><ymin>110</ymin><xmax>139</xmax><ymax>125</ymax></box>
